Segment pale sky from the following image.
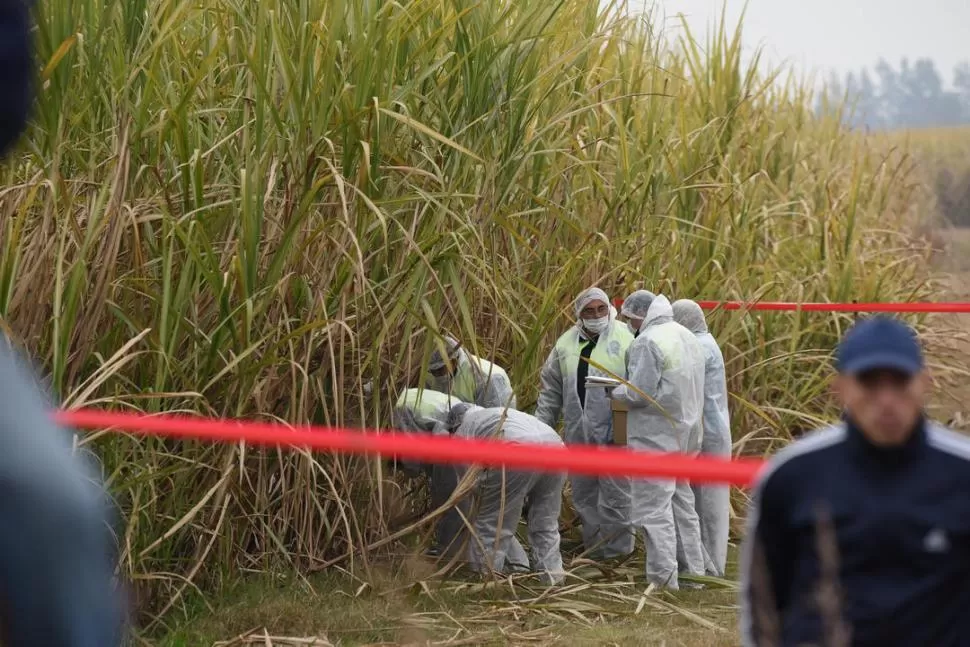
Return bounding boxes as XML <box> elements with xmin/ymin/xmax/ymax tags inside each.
<box><xmin>642</xmin><ymin>0</ymin><xmax>969</xmax><ymax>84</ymax></box>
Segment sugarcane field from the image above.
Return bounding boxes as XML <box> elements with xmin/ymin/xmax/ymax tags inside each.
<box><xmin>1</xmin><ymin>0</ymin><xmax>969</xmax><ymax>645</ymax></box>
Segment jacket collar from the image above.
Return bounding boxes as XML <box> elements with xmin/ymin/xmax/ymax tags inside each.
<box><xmin>844</xmin><ymin>414</ymin><xmax>926</xmax><ymax>462</ymax></box>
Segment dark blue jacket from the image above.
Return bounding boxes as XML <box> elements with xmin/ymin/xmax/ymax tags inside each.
<box><xmin>0</xmin><ymin>344</ymin><xmax>126</xmax><ymax>646</ymax></box>
<box><xmin>0</xmin><ymin>0</ymin><xmax>31</xmax><ymax>156</ymax></box>
<box><xmin>741</xmin><ymin>419</ymin><xmax>970</xmax><ymax>647</ymax></box>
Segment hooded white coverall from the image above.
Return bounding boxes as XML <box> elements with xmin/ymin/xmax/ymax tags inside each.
<box><xmin>452</xmin><ymin>407</ymin><xmax>566</xmax><ymax>585</ymax></box>
<box><xmin>535</xmin><ymin>288</ymin><xmax>635</xmax><ymax>559</ymax></box>
<box><xmin>671</xmin><ymin>300</ymin><xmax>732</xmax><ymax>576</ymax></box>
<box><xmin>393</xmin><ymin>389</ymin><xmax>529</xmax><ymax>566</ymax></box>
<box><xmin>393</xmin><ymin>388</ymin><xmax>455</xmax><ymax>442</ymax></box>
<box><xmin>611</xmin><ymin>295</ymin><xmax>706</xmax><ymax>589</ymax></box>
<box><xmin>428</xmin><ymin>339</ymin><xmax>518</xmax><ymax>410</ymax></box>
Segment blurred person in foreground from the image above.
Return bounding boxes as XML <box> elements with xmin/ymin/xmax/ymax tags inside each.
<box><xmin>0</xmin><ymin>2</ymin><xmax>125</xmax><ymax>644</ymax></box>
<box><xmin>427</xmin><ymin>336</ymin><xmax>517</xmax><ymax>410</ymax></box>
<box><xmin>391</xmin><ymin>388</ymin><xmax>529</xmax><ymax>568</ymax></box>
<box><xmin>610</xmin><ymin>295</ymin><xmax>706</xmax><ymax>589</ymax></box>
<box><xmin>672</xmin><ymin>299</ymin><xmax>732</xmax><ymax>577</ymax></box>
<box><xmin>534</xmin><ymin>287</ymin><xmax>635</xmax><ymax>559</ymax></box>
<box><xmin>740</xmin><ymin>317</ymin><xmax>970</xmax><ymax>647</ymax></box>
<box><xmin>618</xmin><ymin>290</ymin><xmax>655</xmax><ymax>338</ymax></box>
<box><xmin>0</xmin><ymin>343</ymin><xmax>125</xmax><ymax>645</ymax></box>
<box><xmin>444</xmin><ymin>403</ymin><xmax>566</xmax><ymax>585</ymax></box>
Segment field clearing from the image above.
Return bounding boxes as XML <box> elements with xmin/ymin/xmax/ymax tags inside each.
<box><xmin>159</xmin><ymin>553</ymin><xmax>742</xmax><ymax>646</ymax></box>
<box><xmin>151</xmin><ymin>230</ymin><xmax>970</xmax><ymax>647</ymax></box>
<box><xmin>925</xmin><ymin>227</ymin><xmax>970</xmax><ymax>426</ymax></box>
<box><xmin>884</xmin><ymin>125</ymin><xmax>970</xmax><ymax>231</ymax></box>
<box><xmin>877</xmin><ymin>126</ymin><xmax>970</xmax><ymax>421</ymax></box>
<box><xmin>155</xmin><ymin>236</ymin><xmax>970</xmax><ymax>647</ymax></box>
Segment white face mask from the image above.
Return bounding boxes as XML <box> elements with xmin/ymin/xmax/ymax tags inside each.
<box><xmin>582</xmin><ymin>315</ymin><xmax>610</xmax><ymax>335</ymax></box>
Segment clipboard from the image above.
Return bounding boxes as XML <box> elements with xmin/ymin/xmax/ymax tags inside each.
<box><xmin>584</xmin><ymin>377</ymin><xmax>627</xmax><ymax>445</ymax></box>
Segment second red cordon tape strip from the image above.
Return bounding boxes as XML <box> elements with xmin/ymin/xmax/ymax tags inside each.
<box><xmin>613</xmin><ymin>300</ymin><xmax>970</xmax><ymax>313</ymax></box>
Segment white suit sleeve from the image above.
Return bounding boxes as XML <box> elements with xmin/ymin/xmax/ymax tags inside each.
<box><xmin>612</xmin><ymin>339</ymin><xmax>663</xmax><ymax>408</ymax></box>
<box><xmin>704</xmin><ymin>346</ymin><xmax>733</xmax><ymax>454</ymax></box>
<box><xmin>534</xmin><ymin>347</ymin><xmax>563</xmax><ymax>428</ymax></box>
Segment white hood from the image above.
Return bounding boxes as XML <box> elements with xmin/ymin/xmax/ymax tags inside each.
<box><xmin>643</xmin><ymin>294</ymin><xmax>673</xmax><ymax>328</ymax></box>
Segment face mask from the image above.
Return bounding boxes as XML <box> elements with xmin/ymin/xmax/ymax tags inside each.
<box><xmin>582</xmin><ymin>316</ymin><xmax>610</xmax><ymax>335</ymax></box>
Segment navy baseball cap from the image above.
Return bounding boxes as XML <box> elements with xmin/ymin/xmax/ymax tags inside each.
<box><xmin>835</xmin><ymin>316</ymin><xmax>924</xmax><ymax>376</ymax></box>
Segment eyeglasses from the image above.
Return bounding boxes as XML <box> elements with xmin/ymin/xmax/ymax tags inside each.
<box><xmin>580</xmin><ymin>303</ymin><xmax>609</xmax><ymax>319</ymax></box>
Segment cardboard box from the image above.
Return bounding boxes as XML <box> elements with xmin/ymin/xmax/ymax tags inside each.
<box><xmin>611</xmin><ymin>398</ymin><xmax>629</xmax><ymax>445</ymax></box>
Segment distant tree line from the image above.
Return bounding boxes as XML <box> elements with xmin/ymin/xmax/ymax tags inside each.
<box><xmin>821</xmin><ymin>58</ymin><xmax>970</xmax><ymax>228</ymax></box>
<box><xmin>823</xmin><ymin>58</ymin><xmax>970</xmax><ymax>130</ymax></box>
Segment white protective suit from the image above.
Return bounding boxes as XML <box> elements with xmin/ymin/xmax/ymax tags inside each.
<box><xmin>392</xmin><ymin>389</ymin><xmax>529</xmax><ymax>566</ymax></box>
<box><xmin>451</xmin><ymin>406</ymin><xmax>566</xmax><ymax>585</ymax></box>
<box><xmin>428</xmin><ymin>338</ymin><xmax>518</xmax><ymax>410</ymax></box>
<box><xmin>393</xmin><ymin>388</ymin><xmax>454</xmax><ymax>477</ymax></box>
<box><xmin>393</xmin><ymin>388</ymin><xmax>454</xmax><ymax>435</ymax></box>
<box><xmin>611</xmin><ymin>295</ymin><xmax>706</xmax><ymax>589</ymax></box>
<box><xmin>535</xmin><ymin>288</ymin><xmax>636</xmax><ymax>559</ymax></box>
<box><xmin>672</xmin><ymin>300</ymin><xmax>732</xmax><ymax>577</ymax></box>
<box><xmin>393</xmin><ymin>388</ymin><xmax>466</xmax><ymax>558</ymax></box>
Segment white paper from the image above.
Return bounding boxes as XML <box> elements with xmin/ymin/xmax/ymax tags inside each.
<box><xmin>585</xmin><ymin>376</ymin><xmax>621</xmax><ymax>388</ymax></box>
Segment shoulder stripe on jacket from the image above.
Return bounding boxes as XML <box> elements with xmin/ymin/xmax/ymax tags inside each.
<box><xmin>739</xmin><ymin>424</ymin><xmax>847</xmax><ymax>647</ymax></box>
<box><xmin>927</xmin><ymin>424</ymin><xmax>970</xmax><ymax>461</ymax></box>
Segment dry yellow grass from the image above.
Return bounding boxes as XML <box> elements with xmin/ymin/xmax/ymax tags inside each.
<box><xmin>159</xmin><ymin>554</ymin><xmax>742</xmax><ymax>646</ymax></box>
<box><xmin>885</xmin><ymin>126</ymin><xmax>970</xmax><ymax>233</ymax></box>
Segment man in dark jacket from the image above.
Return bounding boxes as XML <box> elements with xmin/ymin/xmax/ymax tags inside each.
<box><xmin>740</xmin><ymin>316</ymin><xmax>970</xmax><ymax>647</ymax></box>
<box><xmin>0</xmin><ymin>2</ymin><xmax>126</xmax><ymax>644</ymax></box>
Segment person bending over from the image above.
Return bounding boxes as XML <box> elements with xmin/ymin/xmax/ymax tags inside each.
<box><xmin>445</xmin><ymin>404</ymin><xmax>566</xmax><ymax>585</ymax></box>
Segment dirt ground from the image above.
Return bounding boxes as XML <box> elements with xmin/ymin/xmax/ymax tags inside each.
<box><xmin>157</xmin><ymin>558</ymin><xmax>742</xmax><ymax>646</ymax></box>
<box><xmin>924</xmin><ymin>228</ymin><xmax>970</xmax><ymax>426</ymax></box>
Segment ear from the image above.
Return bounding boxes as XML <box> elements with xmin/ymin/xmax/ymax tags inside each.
<box><xmin>919</xmin><ymin>370</ymin><xmax>933</xmax><ymax>390</ymax></box>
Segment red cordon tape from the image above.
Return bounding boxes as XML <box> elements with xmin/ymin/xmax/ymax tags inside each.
<box><xmin>56</xmin><ymin>409</ymin><xmax>764</xmax><ymax>486</ymax></box>
<box><xmin>613</xmin><ymin>300</ymin><xmax>970</xmax><ymax>313</ymax></box>
<box><xmin>53</xmin><ymin>302</ymin><xmax>967</xmax><ymax>487</ymax></box>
